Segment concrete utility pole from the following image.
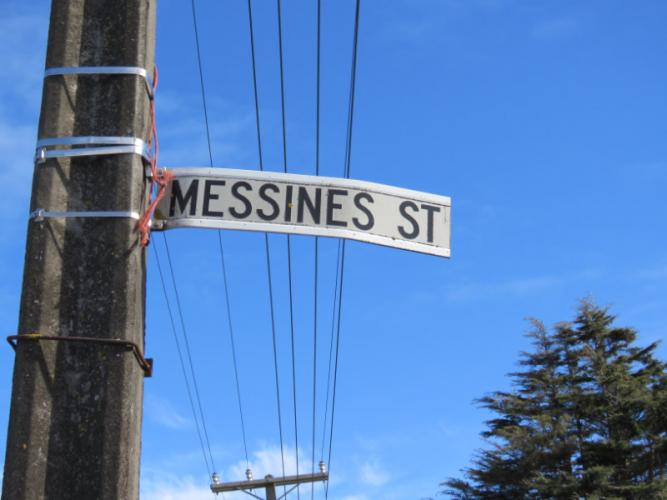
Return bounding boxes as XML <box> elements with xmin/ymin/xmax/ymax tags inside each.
<box><xmin>2</xmin><ymin>1</ymin><xmax>156</xmax><ymax>499</ymax></box>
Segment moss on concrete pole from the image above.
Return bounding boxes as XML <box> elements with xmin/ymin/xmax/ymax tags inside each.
<box><xmin>2</xmin><ymin>1</ymin><xmax>156</xmax><ymax>498</ymax></box>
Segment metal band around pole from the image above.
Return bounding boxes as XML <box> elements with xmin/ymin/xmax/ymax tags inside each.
<box><xmin>44</xmin><ymin>66</ymin><xmax>154</xmax><ymax>97</ymax></box>
<box><xmin>35</xmin><ymin>136</ymin><xmax>152</xmax><ymax>164</ymax></box>
<box><xmin>29</xmin><ymin>209</ymin><xmax>141</xmax><ymax>222</ymax></box>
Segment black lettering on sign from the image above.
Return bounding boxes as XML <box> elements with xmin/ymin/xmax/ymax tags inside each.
<box><xmin>326</xmin><ymin>189</ymin><xmax>348</xmax><ymax>227</ymax></box>
<box><xmin>297</xmin><ymin>187</ymin><xmax>322</xmax><ymax>224</ymax></box>
<box><xmin>229</xmin><ymin>181</ymin><xmax>252</xmax><ymax>219</ymax></box>
<box><xmin>398</xmin><ymin>201</ymin><xmax>419</xmax><ymax>239</ymax></box>
<box><xmin>169</xmin><ymin>179</ymin><xmax>199</xmax><ymax>217</ymax></box>
<box><xmin>284</xmin><ymin>185</ymin><xmax>294</xmax><ymax>222</ymax></box>
<box><xmin>203</xmin><ymin>180</ymin><xmax>225</xmax><ymax>217</ymax></box>
<box><xmin>257</xmin><ymin>183</ymin><xmax>280</xmax><ymax>221</ymax></box>
<box><xmin>420</xmin><ymin>204</ymin><xmax>441</xmax><ymax>243</ymax></box>
<box><xmin>352</xmin><ymin>192</ymin><xmax>374</xmax><ymax>230</ymax></box>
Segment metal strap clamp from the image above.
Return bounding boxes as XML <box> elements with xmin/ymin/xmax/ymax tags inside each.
<box><xmin>7</xmin><ymin>333</ymin><xmax>153</xmax><ymax>377</ymax></box>
<box><xmin>30</xmin><ymin>209</ymin><xmax>142</xmax><ymax>223</ymax></box>
<box><xmin>35</xmin><ymin>136</ymin><xmax>152</xmax><ymax>164</ymax></box>
<box><xmin>44</xmin><ymin>66</ymin><xmax>154</xmax><ymax>98</ymax></box>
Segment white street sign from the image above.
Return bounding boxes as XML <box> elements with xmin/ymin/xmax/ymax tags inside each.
<box><xmin>154</xmin><ymin>168</ymin><xmax>451</xmax><ymax>257</ymax></box>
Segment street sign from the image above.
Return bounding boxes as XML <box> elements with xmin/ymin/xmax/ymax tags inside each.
<box><xmin>154</xmin><ymin>168</ymin><xmax>451</xmax><ymax>257</ymax></box>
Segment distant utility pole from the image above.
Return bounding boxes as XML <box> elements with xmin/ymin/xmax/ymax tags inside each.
<box><xmin>2</xmin><ymin>1</ymin><xmax>155</xmax><ymax>499</ymax></box>
<box><xmin>211</xmin><ymin>468</ymin><xmax>329</xmax><ymax>500</ymax></box>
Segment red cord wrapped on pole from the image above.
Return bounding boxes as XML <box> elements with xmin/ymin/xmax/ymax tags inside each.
<box><xmin>137</xmin><ymin>66</ymin><xmax>173</xmax><ymax>247</ymax></box>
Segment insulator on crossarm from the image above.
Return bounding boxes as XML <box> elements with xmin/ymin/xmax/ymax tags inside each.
<box><xmin>319</xmin><ymin>461</ymin><xmax>327</xmax><ymax>474</ymax></box>
<box><xmin>245</xmin><ymin>468</ymin><xmax>253</xmax><ymax>481</ymax></box>
<box><xmin>211</xmin><ymin>472</ymin><xmax>221</xmax><ymax>485</ymax></box>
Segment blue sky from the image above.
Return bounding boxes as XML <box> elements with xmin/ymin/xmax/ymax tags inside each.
<box><xmin>1</xmin><ymin>1</ymin><xmax>666</xmax><ymax>499</ymax></box>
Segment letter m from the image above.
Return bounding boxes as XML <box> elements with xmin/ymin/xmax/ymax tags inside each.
<box><xmin>169</xmin><ymin>179</ymin><xmax>199</xmax><ymax>216</ymax></box>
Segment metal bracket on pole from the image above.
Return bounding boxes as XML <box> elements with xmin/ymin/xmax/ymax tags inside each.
<box><xmin>29</xmin><ymin>209</ymin><xmax>142</xmax><ymax>223</ymax></box>
<box><xmin>44</xmin><ymin>66</ymin><xmax>154</xmax><ymax>98</ymax></box>
<box><xmin>35</xmin><ymin>136</ymin><xmax>152</xmax><ymax>164</ymax></box>
<box><xmin>7</xmin><ymin>334</ymin><xmax>153</xmax><ymax>377</ymax></box>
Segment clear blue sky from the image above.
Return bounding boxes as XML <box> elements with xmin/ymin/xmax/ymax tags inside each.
<box><xmin>1</xmin><ymin>1</ymin><xmax>666</xmax><ymax>499</ymax></box>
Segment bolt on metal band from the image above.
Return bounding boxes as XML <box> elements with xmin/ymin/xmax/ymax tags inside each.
<box><xmin>35</xmin><ymin>136</ymin><xmax>152</xmax><ymax>164</ymax></box>
<box><xmin>44</xmin><ymin>66</ymin><xmax>154</xmax><ymax>98</ymax></box>
<box><xmin>29</xmin><ymin>209</ymin><xmax>142</xmax><ymax>222</ymax></box>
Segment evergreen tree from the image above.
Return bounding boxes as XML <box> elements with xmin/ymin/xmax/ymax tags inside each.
<box><xmin>443</xmin><ymin>300</ymin><xmax>667</xmax><ymax>499</ymax></box>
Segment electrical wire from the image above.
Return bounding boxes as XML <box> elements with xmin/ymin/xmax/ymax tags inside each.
<box><xmin>315</xmin><ymin>0</ymin><xmax>322</xmax><ymax>181</ymax></box>
<box><xmin>276</xmin><ymin>0</ymin><xmax>301</xmax><ymax>494</ymax></box>
<box><xmin>320</xmin><ymin>240</ymin><xmax>342</xmax><ymax>462</ymax></box>
<box><xmin>326</xmin><ymin>0</ymin><xmax>362</xmax><ymax>496</ymax></box>
<box><xmin>247</xmin><ymin>0</ymin><xmax>265</xmax><ymax>172</ymax></box>
<box><xmin>311</xmin><ymin>239</ymin><xmax>319</xmax><ymax>498</ymax></box>
<box><xmin>162</xmin><ymin>236</ymin><xmax>217</xmax><ymax>473</ymax></box>
<box><xmin>325</xmin><ymin>240</ymin><xmax>347</xmax><ymax>499</ymax></box>
<box><xmin>311</xmin><ymin>0</ymin><xmax>322</xmax><ymax>498</ymax></box>
<box><xmin>246</xmin><ymin>0</ymin><xmax>288</xmax><ymax>480</ymax></box>
<box><xmin>190</xmin><ymin>0</ymin><xmax>214</xmax><ymax>167</ymax></box>
<box><xmin>218</xmin><ymin>234</ymin><xmax>250</xmax><ymax>466</ymax></box>
<box><xmin>152</xmin><ymin>244</ymin><xmax>213</xmax><ymax>478</ymax></box>
<box><xmin>344</xmin><ymin>0</ymin><xmax>361</xmax><ymax>179</ymax></box>
<box><xmin>190</xmin><ymin>0</ymin><xmax>251</xmax><ymax>472</ymax></box>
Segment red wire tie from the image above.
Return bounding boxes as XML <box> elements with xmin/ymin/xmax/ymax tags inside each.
<box><xmin>137</xmin><ymin>66</ymin><xmax>173</xmax><ymax>247</ymax></box>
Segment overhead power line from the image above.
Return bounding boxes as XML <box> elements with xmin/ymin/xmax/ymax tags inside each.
<box><xmin>152</xmin><ymin>243</ymin><xmax>214</xmax><ymax>478</ymax></box>
<box><xmin>320</xmin><ymin>239</ymin><xmax>342</xmax><ymax>462</ymax></box>
<box><xmin>246</xmin><ymin>0</ymin><xmax>288</xmax><ymax>481</ymax></box>
<box><xmin>217</xmin><ymin>236</ymin><xmax>250</xmax><ymax>466</ymax></box>
<box><xmin>276</xmin><ymin>1</ymin><xmax>302</xmax><ymax>497</ymax></box>
<box><xmin>311</xmin><ymin>0</ymin><xmax>322</xmax><ymax>498</ymax></box>
<box><xmin>190</xmin><ymin>0</ymin><xmax>214</xmax><ymax>166</ymax></box>
<box><xmin>326</xmin><ymin>0</ymin><xmax>362</xmax><ymax>497</ymax></box>
<box><xmin>180</xmin><ymin>3</ymin><xmax>362</xmax><ymax>498</ymax></box>
<box><xmin>326</xmin><ymin>240</ymin><xmax>347</xmax><ymax>498</ymax></box>
<box><xmin>162</xmin><ymin>236</ymin><xmax>218</xmax><ymax>474</ymax></box>
<box><xmin>190</xmin><ymin>0</ymin><xmax>250</xmax><ymax>475</ymax></box>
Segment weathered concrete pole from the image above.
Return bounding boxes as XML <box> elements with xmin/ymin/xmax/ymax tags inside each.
<box><xmin>2</xmin><ymin>1</ymin><xmax>156</xmax><ymax>498</ymax></box>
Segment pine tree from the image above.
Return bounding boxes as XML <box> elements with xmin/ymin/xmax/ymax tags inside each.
<box><xmin>559</xmin><ymin>301</ymin><xmax>667</xmax><ymax>498</ymax></box>
<box><xmin>443</xmin><ymin>300</ymin><xmax>667</xmax><ymax>499</ymax></box>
